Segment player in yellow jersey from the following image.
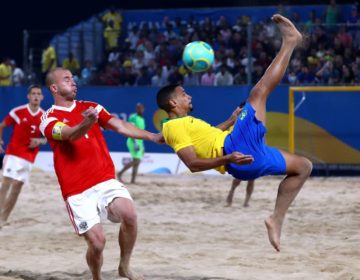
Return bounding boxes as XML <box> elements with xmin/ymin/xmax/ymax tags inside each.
<box><xmin>226</xmin><ymin>179</ymin><xmax>255</xmax><ymax>207</ymax></box>
<box><xmin>156</xmin><ymin>14</ymin><xmax>312</xmax><ymax>252</ymax></box>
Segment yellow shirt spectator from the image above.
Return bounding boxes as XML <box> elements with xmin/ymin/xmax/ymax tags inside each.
<box><xmin>41</xmin><ymin>46</ymin><xmax>57</xmax><ymax>73</ymax></box>
<box><xmin>0</xmin><ymin>62</ymin><xmax>12</xmax><ymax>86</ymax></box>
<box><xmin>63</xmin><ymin>54</ymin><xmax>80</xmax><ymax>75</ymax></box>
<box><xmin>104</xmin><ymin>23</ymin><xmax>119</xmax><ymax>50</ymax></box>
<box><xmin>102</xmin><ymin>10</ymin><xmax>123</xmax><ymax>31</ymax></box>
<box><xmin>162</xmin><ymin>116</ymin><xmax>230</xmax><ymax>174</ymax></box>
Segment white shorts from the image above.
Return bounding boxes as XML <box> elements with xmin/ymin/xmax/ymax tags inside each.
<box><xmin>66</xmin><ymin>179</ymin><xmax>133</xmax><ymax>235</ymax></box>
<box><xmin>2</xmin><ymin>155</ymin><xmax>33</xmax><ymax>183</ymax></box>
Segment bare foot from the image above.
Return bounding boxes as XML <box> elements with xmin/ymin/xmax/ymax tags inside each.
<box><xmin>264</xmin><ymin>216</ymin><xmax>282</xmax><ymax>252</ymax></box>
<box><xmin>225</xmin><ymin>197</ymin><xmax>232</xmax><ymax>207</ymax></box>
<box><xmin>119</xmin><ymin>265</ymin><xmax>144</xmax><ymax>280</ymax></box>
<box><xmin>271</xmin><ymin>14</ymin><xmax>303</xmax><ymax>47</ymax></box>
<box><xmin>243</xmin><ymin>202</ymin><xmax>249</xmax><ymax>208</ymax></box>
<box><xmin>0</xmin><ymin>219</ymin><xmax>9</xmax><ymax>229</ymax></box>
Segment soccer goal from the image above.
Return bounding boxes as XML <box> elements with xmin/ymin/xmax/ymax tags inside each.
<box><xmin>288</xmin><ymin>86</ymin><xmax>360</xmax><ymax>175</ymax></box>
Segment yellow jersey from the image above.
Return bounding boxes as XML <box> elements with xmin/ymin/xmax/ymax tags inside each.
<box><xmin>162</xmin><ymin>116</ymin><xmax>229</xmax><ymax>174</ymax></box>
<box><xmin>102</xmin><ymin>12</ymin><xmax>123</xmax><ymax>30</ymax></box>
<box><xmin>63</xmin><ymin>58</ymin><xmax>80</xmax><ymax>74</ymax></box>
<box><xmin>41</xmin><ymin>46</ymin><xmax>57</xmax><ymax>73</ymax></box>
<box><xmin>0</xmin><ymin>63</ymin><xmax>12</xmax><ymax>86</ymax></box>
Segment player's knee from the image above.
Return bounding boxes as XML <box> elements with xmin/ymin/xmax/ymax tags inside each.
<box><xmin>87</xmin><ymin>233</ymin><xmax>106</xmax><ymax>254</ymax></box>
<box><xmin>249</xmin><ymin>84</ymin><xmax>267</xmax><ymax>100</ymax></box>
<box><xmin>121</xmin><ymin>210</ymin><xmax>137</xmax><ymax>228</ymax></box>
<box><xmin>298</xmin><ymin>157</ymin><xmax>312</xmax><ymax>177</ymax></box>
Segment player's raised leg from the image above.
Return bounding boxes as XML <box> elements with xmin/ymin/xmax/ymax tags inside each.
<box><xmin>265</xmin><ymin>150</ymin><xmax>312</xmax><ymax>251</ymax></box>
<box><xmin>247</xmin><ymin>14</ymin><xmax>303</xmax><ymax>123</ymax></box>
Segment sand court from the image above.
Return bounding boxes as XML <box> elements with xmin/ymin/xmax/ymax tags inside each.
<box><xmin>0</xmin><ymin>171</ymin><xmax>359</xmax><ymax>280</ymax></box>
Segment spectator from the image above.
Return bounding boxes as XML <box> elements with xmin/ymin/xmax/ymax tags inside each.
<box><xmin>336</xmin><ymin>26</ymin><xmax>353</xmax><ymax>48</ymax></box>
<box><xmin>183</xmin><ymin>71</ymin><xmax>200</xmax><ymax>86</ymax></box>
<box><xmin>297</xmin><ymin>66</ymin><xmax>316</xmax><ymax>85</ymax></box>
<box><xmin>0</xmin><ymin>58</ymin><xmax>13</xmax><ymax>86</ymax></box>
<box><xmin>325</xmin><ymin>0</ymin><xmax>340</xmax><ymax>27</ymax></box>
<box><xmin>214</xmin><ymin>65</ymin><xmax>234</xmax><ymax>86</ymax></box>
<box><xmin>104</xmin><ymin>20</ymin><xmax>119</xmax><ymax>51</ymax></box>
<box><xmin>135</xmin><ymin>66</ymin><xmax>151</xmax><ymax>86</ymax></box>
<box><xmin>10</xmin><ymin>60</ymin><xmax>25</xmax><ymax>86</ymax></box>
<box><xmin>316</xmin><ymin>60</ymin><xmax>340</xmax><ymax>84</ymax></box>
<box><xmin>167</xmin><ymin>66</ymin><xmax>183</xmax><ymax>84</ymax></box>
<box><xmin>102</xmin><ymin>6</ymin><xmax>123</xmax><ymax>34</ymax></box>
<box><xmin>127</xmin><ymin>25</ymin><xmax>140</xmax><ymax>50</ymax></box>
<box><xmin>347</xmin><ymin>6</ymin><xmax>360</xmax><ymax>37</ymax></box>
<box><xmin>151</xmin><ymin>65</ymin><xmax>169</xmax><ymax>87</ymax></box>
<box><xmin>80</xmin><ymin>60</ymin><xmax>96</xmax><ymax>86</ymax></box>
<box><xmin>143</xmin><ymin>41</ymin><xmax>155</xmax><ymax>65</ymax></box>
<box><xmin>62</xmin><ymin>52</ymin><xmax>80</xmax><ymax>76</ymax></box>
<box><xmin>132</xmin><ymin>50</ymin><xmax>146</xmax><ymax>73</ymax></box>
<box><xmin>341</xmin><ymin>64</ymin><xmax>355</xmax><ymax>84</ymax></box>
<box><xmin>286</xmin><ymin>71</ymin><xmax>298</xmax><ymax>85</ymax></box>
<box><xmin>304</xmin><ymin>10</ymin><xmax>317</xmax><ymax>33</ymax></box>
<box><xmin>200</xmin><ymin>68</ymin><xmax>215</xmax><ymax>86</ymax></box>
<box><xmin>99</xmin><ymin>63</ymin><xmax>120</xmax><ymax>86</ymax></box>
<box><xmin>41</xmin><ymin>43</ymin><xmax>57</xmax><ymax>84</ymax></box>
<box><xmin>108</xmin><ymin>47</ymin><xmax>121</xmax><ymax>63</ymax></box>
<box><xmin>119</xmin><ymin>60</ymin><xmax>137</xmax><ymax>86</ymax></box>
<box><xmin>233</xmin><ymin>65</ymin><xmax>247</xmax><ymax>85</ymax></box>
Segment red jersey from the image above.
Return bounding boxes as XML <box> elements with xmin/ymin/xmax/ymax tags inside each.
<box><xmin>3</xmin><ymin>104</ymin><xmax>44</xmax><ymax>163</ymax></box>
<box><xmin>40</xmin><ymin>100</ymin><xmax>115</xmax><ymax>200</ymax></box>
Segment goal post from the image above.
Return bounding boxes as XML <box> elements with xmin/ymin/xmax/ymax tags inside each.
<box><xmin>288</xmin><ymin>86</ymin><xmax>360</xmax><ymax>154</ymax></box>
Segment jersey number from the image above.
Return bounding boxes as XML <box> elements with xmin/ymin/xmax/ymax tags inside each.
<box><xmin>30</xmin><ymin>125</ymin><xmax>36</xmax><ymax>134</ymax></box>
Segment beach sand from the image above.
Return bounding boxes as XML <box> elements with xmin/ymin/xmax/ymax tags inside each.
<box><xmin>0</xmin><ymin>171</ymin><xmax>359</xmax><ymax>280</ymax></box>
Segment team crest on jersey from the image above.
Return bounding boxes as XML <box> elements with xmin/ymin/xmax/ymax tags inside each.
<box><xmin>240</xmin><ymin>109</ymin><xmax>248</xmax><ymax>121</ymax></box>
<box><xmin>79</xmin><ymin>221</ymin><xmax>88</xmax><ymax>230</ymax></box>
<box><xmin>22</xmin><ymin>117</ymin><xmax>28</xmax><ymax>122</ymax></box>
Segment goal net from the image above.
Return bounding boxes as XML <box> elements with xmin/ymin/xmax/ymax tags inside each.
<box><xmin>288</xmin><ymin>86</ymin><xmax>360</xmax><ymax>176</ymax></box>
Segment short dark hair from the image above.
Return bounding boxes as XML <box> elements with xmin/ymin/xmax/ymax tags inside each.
<box><xmin>46</xmin><ymin>67</ymin><xmax>62</xmax><ymax>89</ymax></box>
<box><xmin>156</xmin><ymin>84</ymin><xmax>179</xmax><ymax>112</ymax></box>
<box><xmin>27</xmin><ymin>84</ymin><xmax>42</xmax><ymax>94</ymax></box>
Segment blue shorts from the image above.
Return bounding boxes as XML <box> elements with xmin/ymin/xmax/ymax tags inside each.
<box><xmin>224</xmin><ymin>102</ymin><xmax>286</xmax><ymax>180</ymax></box>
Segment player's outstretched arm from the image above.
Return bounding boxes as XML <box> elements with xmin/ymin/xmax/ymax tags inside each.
<box><xmin>177</xmin><ymin>146</ymin><xmax>254</xmax><ymax>172</ymax></box>
<box><xmin>106</xmin><ymin>117</ymin><xmax>164</xmax><ymax>144</ymax></box>
<box><xmin>216</xmin><ymin>106</ymin><xmax>242</xmax><ymax>131</ymax></box>
<box><xmin>60</xmin><ymin>108</ymin><xmax>99</xmax><ymax>141</ymax></box>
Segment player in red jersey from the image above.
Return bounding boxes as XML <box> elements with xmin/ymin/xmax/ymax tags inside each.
<box><xmin>0</xmin><ymin>85</ymin><xmax>46</xmax><ymax>228</ymax></box>
<box><xmin>40</xmin><ymin>68</ymin><xmax>162</xmax><ymax>280</ymax></box>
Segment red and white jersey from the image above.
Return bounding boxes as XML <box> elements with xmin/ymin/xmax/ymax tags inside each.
<box><xmin>40</xmin><ymin>100</ymin><xmax>115</xmax><ymax>200</ymax></box>
<box><xmin>3</xmin><ymin>104</ymin><xmax>44</xmax><ymax>163</ymax></box>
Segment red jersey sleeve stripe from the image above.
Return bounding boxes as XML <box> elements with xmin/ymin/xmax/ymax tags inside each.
<box><xmin>9</xmin><ymin>109</ymin><xmax>20</xmax><ymax>124</ymax></box>
<box><xmin>40</xmin><ymin>117</ymin><xmax>58</xmax><ymax>135</ymax></box>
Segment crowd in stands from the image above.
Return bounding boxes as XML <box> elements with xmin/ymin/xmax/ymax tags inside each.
<box><xmin>1</xmin><ymin>0</ymin><xmax>360</xmax><ymax>87</ymax></box>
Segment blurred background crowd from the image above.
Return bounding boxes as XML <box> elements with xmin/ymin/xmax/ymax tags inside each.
<box><xmin>1</xmin><ymin>0</ymin><xmax>359</xmax><ymax>87</ymax></box>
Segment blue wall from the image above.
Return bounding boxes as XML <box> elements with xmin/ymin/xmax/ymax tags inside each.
<box><xmin>1</xmin><ymin>86</ymin><xmax>359</xmax><ymax>154</ymax></box>
<box><xmin>124</xmin><ymin>4</ymin><xmax>353</xmax><ymax>28</ymax></box>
